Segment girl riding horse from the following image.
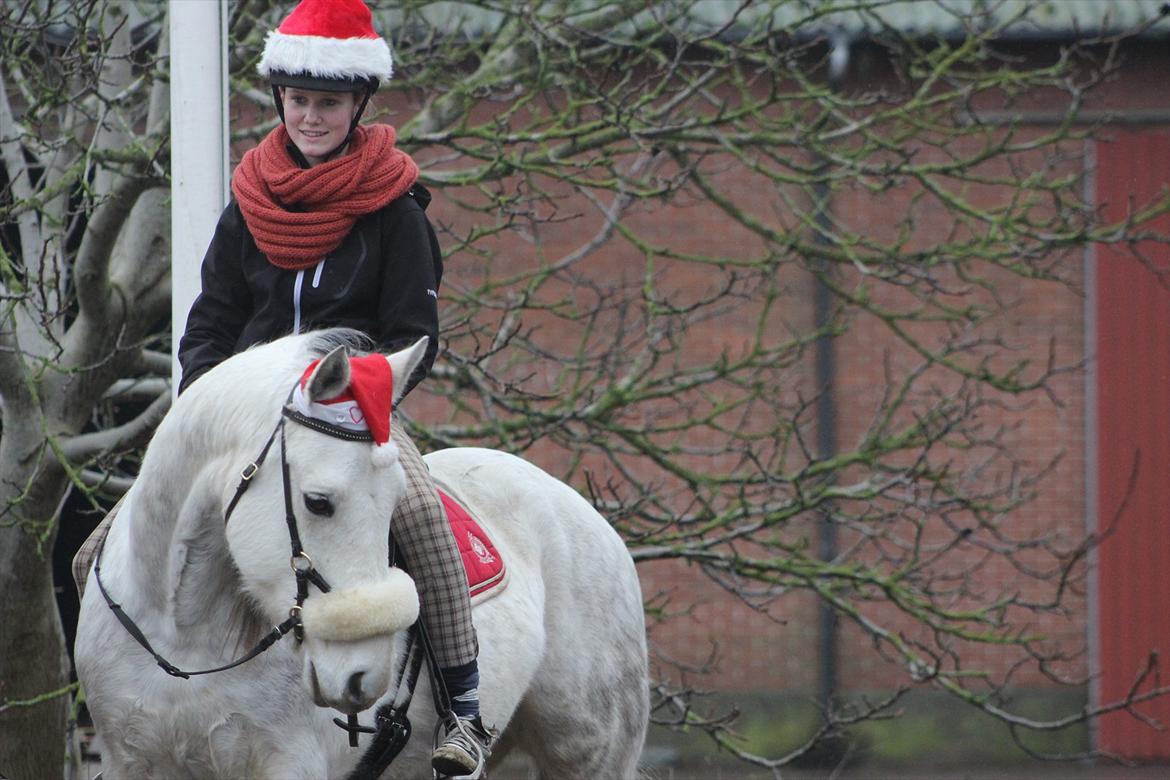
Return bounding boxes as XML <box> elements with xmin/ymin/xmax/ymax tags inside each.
<box><xmin>75</xmin><ymin>0</ymin><xmax>492</xmax><ymax>774</ymax></box>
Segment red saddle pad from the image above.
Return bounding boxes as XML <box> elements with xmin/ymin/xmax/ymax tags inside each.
<box><xmin>439</xmin><ymin>490</ymin><xmax>506</xmax><ymax>599</ymax></box>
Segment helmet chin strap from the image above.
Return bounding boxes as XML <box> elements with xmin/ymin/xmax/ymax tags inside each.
<box><xmin>272</xmin><ymin>84</ymin><xmax>375</xmax><ymax>166</ymax></box>
<box><xmin>327</xmin><ymin>87</ymin><xmax>373</xmax><ymax>160</ymax></box>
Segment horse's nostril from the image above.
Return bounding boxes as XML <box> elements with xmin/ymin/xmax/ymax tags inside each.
<box><xmin>346</xmin><ymin>670</ymin><xmax>366</xmax><ymax>701</ymax></box>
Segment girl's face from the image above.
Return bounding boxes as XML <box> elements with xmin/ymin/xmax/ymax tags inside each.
<box><xmin>280</xmin><ymin>87</ymin><xmax>361</xmax><ymax>166</ymax></box>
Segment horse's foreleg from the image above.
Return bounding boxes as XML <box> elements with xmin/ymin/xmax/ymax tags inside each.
<box><xmin>91</xmin><ymin>749</ymin><xmax>158</xmax><ymax>780</ymax></box>
<box><xmin>259</xmin><ymin>755</ymin><xmax>330</xmax><ymax>780</ymax></box>
<box><xmin>208</xmin><ymin>713</ymin><xmax>331</xmax><ymax>779</ymax></box>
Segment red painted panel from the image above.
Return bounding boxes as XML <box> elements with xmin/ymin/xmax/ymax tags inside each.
<box><xmin>1095</xmin><ymin>127</ymin><xmax>1170</xmax><ymax>759</ymax></box>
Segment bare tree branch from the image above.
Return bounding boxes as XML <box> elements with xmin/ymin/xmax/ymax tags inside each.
<box><xmin>62</xmin><ymin>388</ymin><xmax>171</xmax><ymax>463</ymax></box>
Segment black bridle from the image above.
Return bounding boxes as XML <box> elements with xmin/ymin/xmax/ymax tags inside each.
<box><xmin>93</xmin><ymin>403</ymin><xmax>352</xmax><ymax>679</ymax></box>
<box><xmin>92</xmin><ymin>395</ymin><xmax>437</xmax><ymax>768</ymax></box>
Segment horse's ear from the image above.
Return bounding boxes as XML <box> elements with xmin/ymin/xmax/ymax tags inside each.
<box><xmin>386</xmin><ymin>337</ymin><xmax>428</xmax><ymax>405</ymax></box>
<box><xmin>304</xmin><ymin>345</ymin><xmax>351</xmax><ymax>403</ymax></box>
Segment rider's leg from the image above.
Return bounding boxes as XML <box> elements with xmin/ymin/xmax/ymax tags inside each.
<box><xmin>71</xmin><ymin>496</ymin><xmax>126</xmax><ymax>600</ymax></box>
<box><xmin>389</xmin><ymin>420</ymin><xmax>493</xmax><ymax>775</ymax></box>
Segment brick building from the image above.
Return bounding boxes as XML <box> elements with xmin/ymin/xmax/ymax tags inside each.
<box><xmin>644</xmin><ymin>9</ymin><xmax>1168</xmax><ymax>762</ymax></box>
<box><xmin>407</xmin><ymin>1</ymin><xmax>1170</xmax><ymax>763</ymax></box>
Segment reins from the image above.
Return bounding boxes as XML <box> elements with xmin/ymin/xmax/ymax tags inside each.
<box><xmin>92</xmin><ymin>556</ymin><xmax>298</xmax><ymax>679</ymax></box>
<box><xmin>92</xmin><ymin>404</ymin><xmax>341</xmax><ymax>679</ymax></box>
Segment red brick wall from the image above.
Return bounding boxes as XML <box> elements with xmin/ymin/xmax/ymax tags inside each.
<box><xmin>403</xmin><ymin>43</ymin><xmax>1168</xmax><ymax>696</ymax></box>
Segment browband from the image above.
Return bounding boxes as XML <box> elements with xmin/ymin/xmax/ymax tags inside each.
<box><xmin>282</xmin><ymin>406</ymin><xmax>376</xmax><ymax>442</ymax></box>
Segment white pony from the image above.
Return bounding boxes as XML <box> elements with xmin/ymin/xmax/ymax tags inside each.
<box><xmin>75</xmin><ymin>330</ymin><xmax>649</xmax><ymax>779</ymax></box>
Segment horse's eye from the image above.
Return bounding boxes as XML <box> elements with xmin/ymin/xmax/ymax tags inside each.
<box><xmin>303</xmin><ymin>493</ymin><xmax>334</xmax><ymax>517</ymax></box>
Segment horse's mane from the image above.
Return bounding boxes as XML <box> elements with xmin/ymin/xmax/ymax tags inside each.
<box><xmin>172</xmin><ymin>328</ymin><xmax>373</xmax><ymax>451</ymax></box>
<box><xmin>302</xmin><ymin>327</ymin><xmax>375</xmax><ymax>360</ymax></box>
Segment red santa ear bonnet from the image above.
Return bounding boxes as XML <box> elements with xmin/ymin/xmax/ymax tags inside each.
<box><xmin>293</xmin><ymin>353</ymin><xmax>398</xmax><ymax>467</ymax></box>
<box><xmin>258</xmin><ymin>0</ymin><xmax>393</xmax><ymax>91</ymax></box>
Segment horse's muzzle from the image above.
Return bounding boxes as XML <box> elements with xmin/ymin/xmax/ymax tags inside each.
<box><xmin>307</xmin><ymin>661</ymin><xmax>381</xmax><ymax>713</ymax></box>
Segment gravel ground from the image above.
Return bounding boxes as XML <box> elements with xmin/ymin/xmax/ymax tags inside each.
<box><xmin>75</xmin><ymin>732</ymin><xmax>1168</xmax><ymax>780</ymax></box>
<box><xmin>638</xmin><ymin>767</ymin><xmax>1169</xmax><ymax>780</ymax></box>
<box><xmin>76</xmin><ymin>760</ymin><xmax>1169</xmax><ymax>780</ymax></box>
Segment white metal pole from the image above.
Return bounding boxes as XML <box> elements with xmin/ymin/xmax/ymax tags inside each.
<box><xmin>169</xmin><ymin>0</ymin><xmax>230</xmax><ymax>393</ymax></box>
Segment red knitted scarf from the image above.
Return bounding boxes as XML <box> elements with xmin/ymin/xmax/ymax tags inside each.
<box><xmin>232</xmin><ymin>124</ymin><xmax>419</xmax><ymax>270</ymax></box>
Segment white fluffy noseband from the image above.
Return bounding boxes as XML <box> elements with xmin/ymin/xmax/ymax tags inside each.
<box><xmin>300</xmin><ymin>568</ymin><xmax>419</xmax><ymax>641</ymax></box>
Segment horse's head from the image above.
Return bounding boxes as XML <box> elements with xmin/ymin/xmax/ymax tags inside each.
<box><xmin>223</xmin><ymin>337</ymin><xmax>428</xmax><ymax>714</ymax></box>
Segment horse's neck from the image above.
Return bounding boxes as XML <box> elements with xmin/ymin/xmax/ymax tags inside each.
<box><xmin>114</xmin><ymin>447</ymin><xmax>268</xmax><ymax>663</ymax></box>
<box><xmin>120</xmin><ymin>410</ymin><xmax>241</xmax><ymax>616</ymax></box>
<box><xmin>113</xmin><ymin>357</ymin><xmax>294</xmax><ymax>642</ymax></box>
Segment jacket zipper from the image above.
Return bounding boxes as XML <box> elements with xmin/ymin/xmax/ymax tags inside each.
<box><xmin>292</xmin><ymin>270</ymin><xmax>305</xmax><ymax>334</ymax></box>
<box><xmin>292</xmin><ymin>259</ymin><xmax>326</xmax><ymax>334</ymax></box>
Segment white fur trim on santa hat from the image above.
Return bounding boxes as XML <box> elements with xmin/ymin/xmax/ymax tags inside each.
<box><xmin>258</xmin><ymin>30</ymin><xmax>393</xmax><ymax>82</ymax></box>
<box><xmin>370</xmin><ymin>440</ymin><xmax>400</xmax><ymax>469</ymax></box>
<box><xmin>300</xmin><ymin>568</ymin><xmax>419</xmax><ymax>642</ymax></box>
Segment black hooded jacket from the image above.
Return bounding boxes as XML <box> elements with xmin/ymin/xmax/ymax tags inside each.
<box><xmin>177</xmin><ymin>185</ymin><xmax>442</xmax><ymax>397</ymax></box>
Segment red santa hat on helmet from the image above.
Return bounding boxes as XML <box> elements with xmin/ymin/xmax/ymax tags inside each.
<box><xmin>258</xmin><ymin>0</ymin><xmax>393</xmax><ymax>89</ymax></box>
<box><xmin>292</xmin><ymin>352</ymin><xmax>398</xmax><ymax>467</ymax></box>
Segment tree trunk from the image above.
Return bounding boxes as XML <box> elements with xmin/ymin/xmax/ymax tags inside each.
<box><xmin>0</xmin><ymin>473</ymin><xmax>71</xmax><ymax>780</ymax></box>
